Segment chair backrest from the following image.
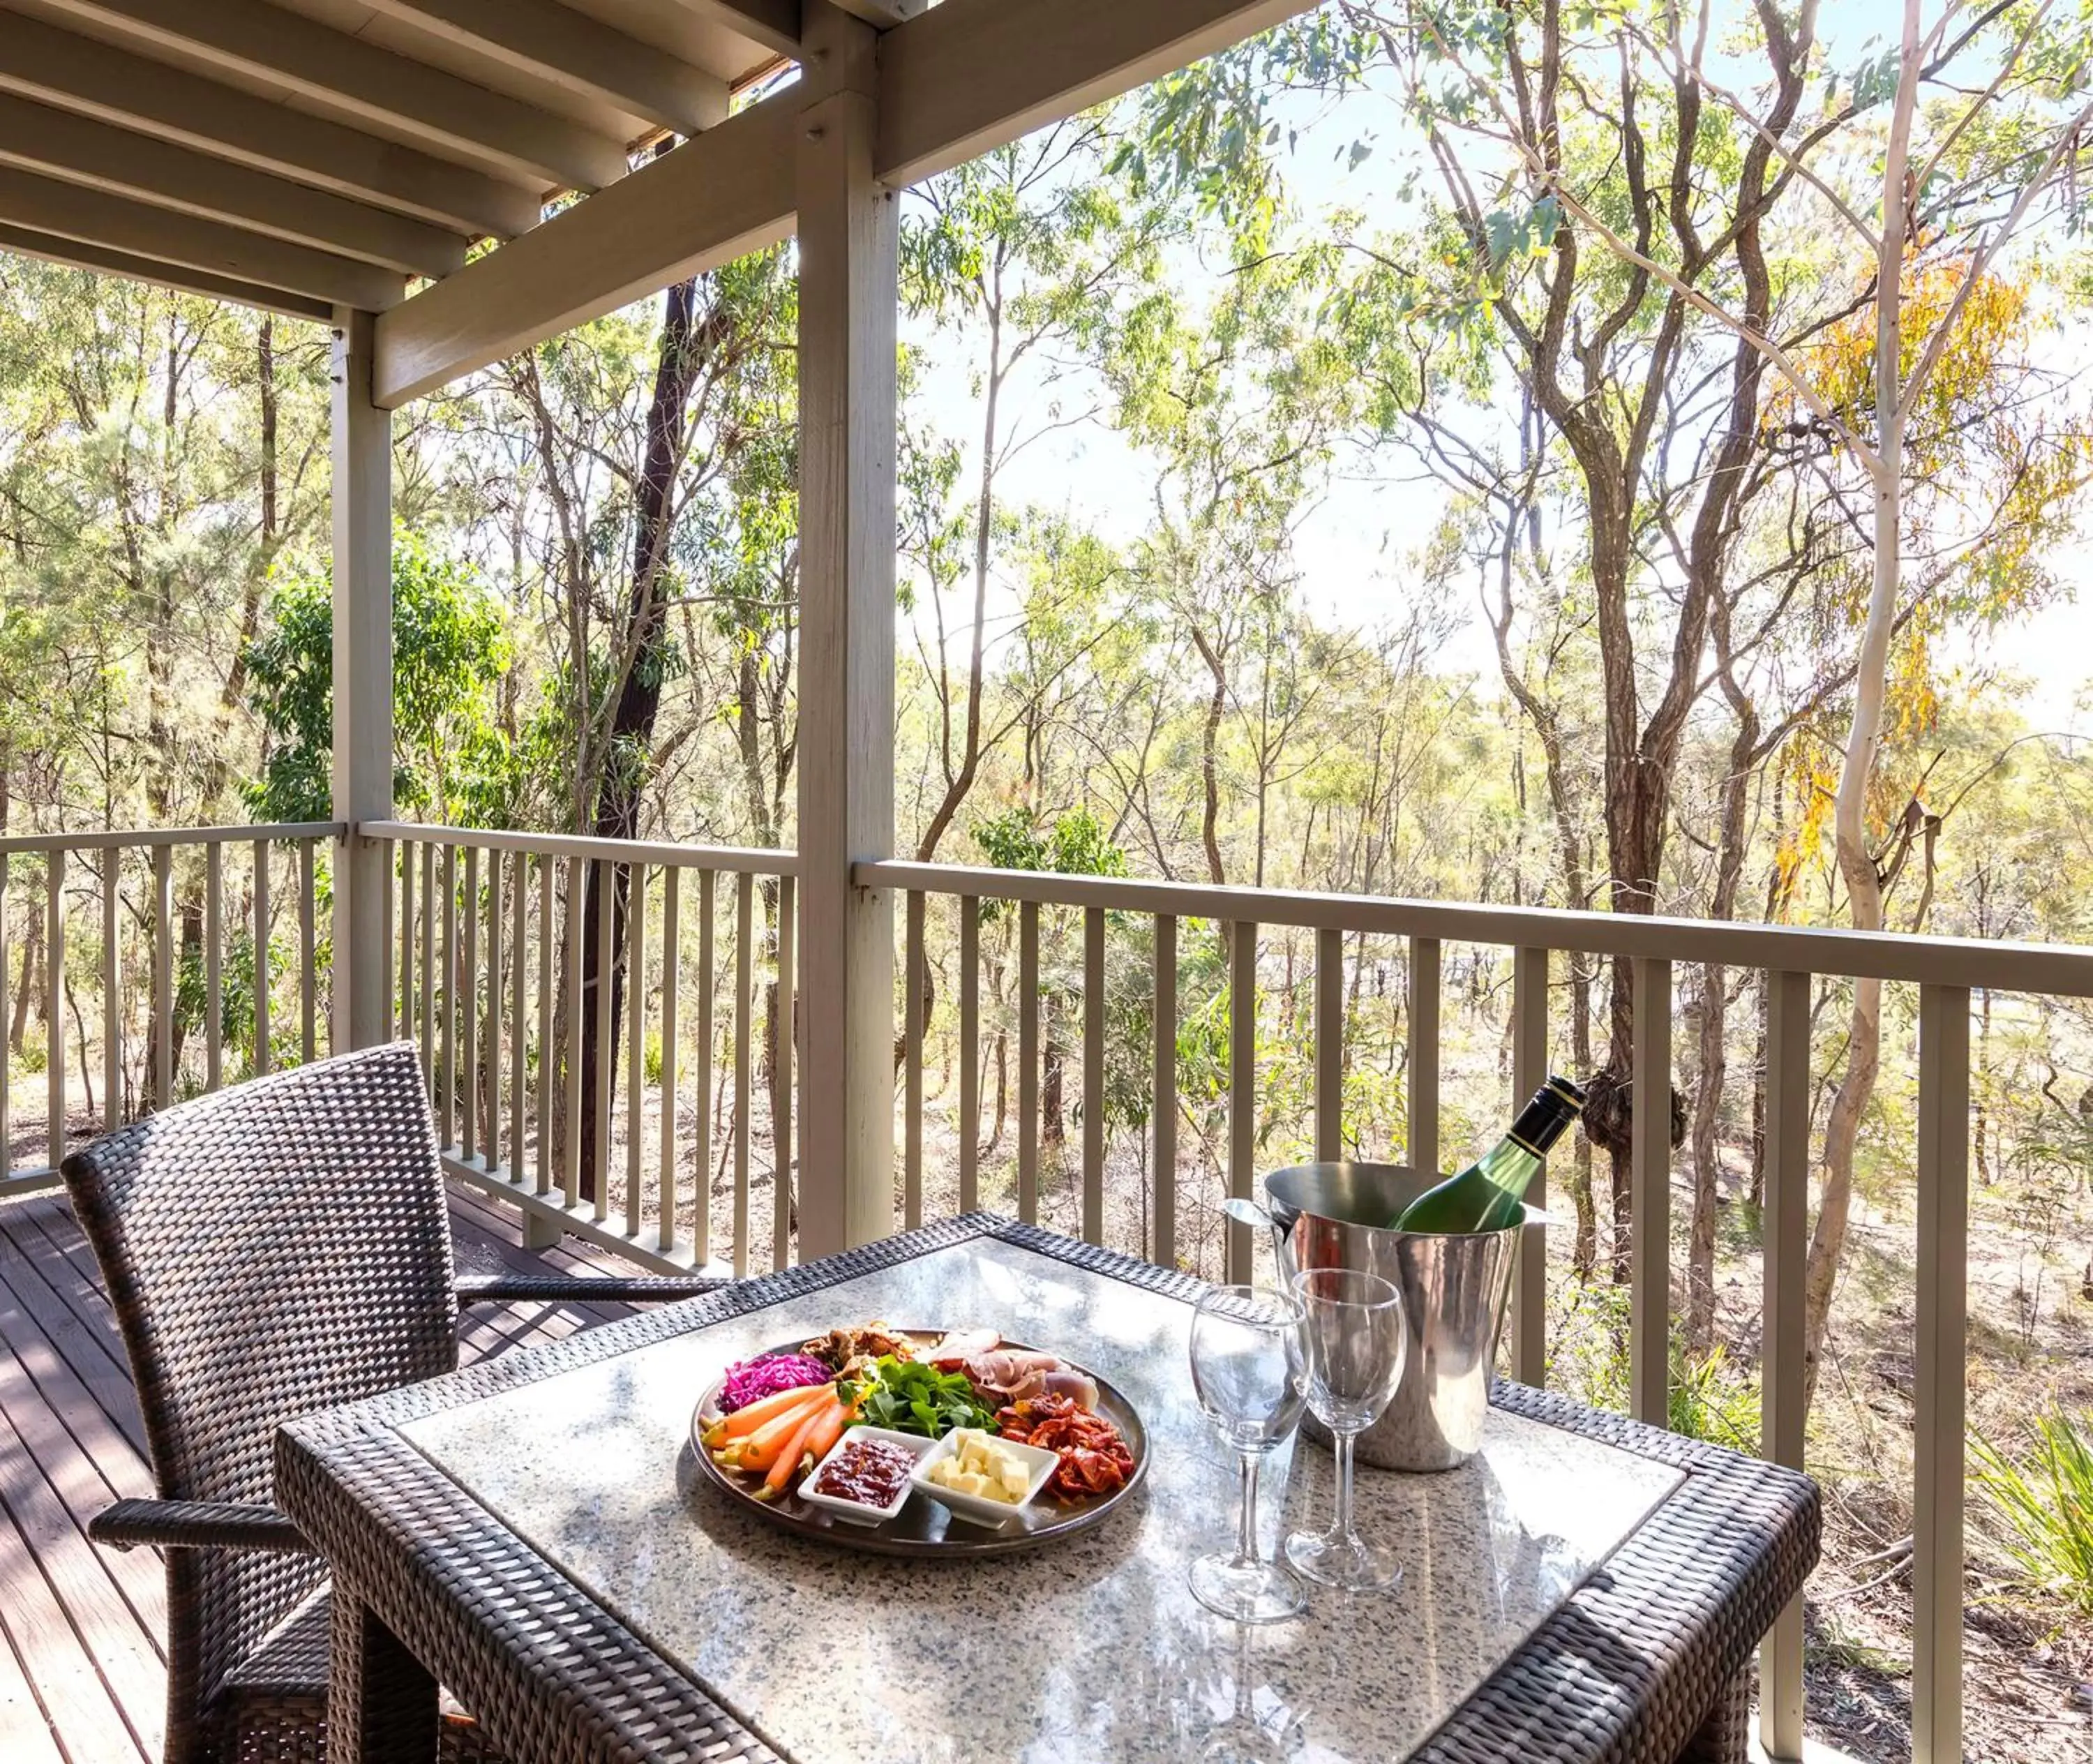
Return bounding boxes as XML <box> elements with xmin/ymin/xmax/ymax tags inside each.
<box><xmin>62</xmin><ymin>1042</ymin><xmax>459</xmax><ymax>1759</ymax></box>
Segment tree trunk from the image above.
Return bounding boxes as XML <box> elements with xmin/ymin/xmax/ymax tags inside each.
<box><xmin>142</xmin><ymin>331</ymin><xmax>181</xmax><ymax>1112</ymax></box>
<box><xmin>1042</xmin><ymin>1038</ymin><xmax>1065</xmax><ymax>1146</ymax></box>
<box><xmin>915</xmin><ymin>315</ymin><xmax>1003</xmax><ymax>863</ymax></box>
<box><xmin>578</xmin><ymin>276</ymin><xmax>705</xmax><ymax>1202</ymax></box>
<box><xmin>1747</xmin><ymin>983</ymin><xmax>1769</xmax><ymax>1211</ymax></box>
<box><xmin>1973</xmin><ymin>988</ymin><xmax>1992</xmax><ymax>1186</ymax></box>
<box><xmin>1801</xmin><ymin>4</ymin><xmax>1921</xmax><ymax>1407</ymax></box>
<box><xmin>987</xmin><ymin>1027</ymin><xmax>1007</xmax><ymax>1157</ymax></box>
<box><xmin>10</xmin><ymin>913</ymin><xmax>36</xmax><ymax>1053</ymax></box>
<box><xmin>1688</xmin><ymin>662</ymin><xmax>1760</xmax><ymax>1350</ymax></box>
<box><xmin>1192</xmin><ymin>626</ymin><xmax>1227</xmax><ymax>887</ymax></box>
<box><xmin>1687</xmin><ymin>968</ymin><xmax>1725</xmax><ymax>1349</ymax></box>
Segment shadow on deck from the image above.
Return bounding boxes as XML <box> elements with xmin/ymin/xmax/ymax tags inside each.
<box><xmin>0</xmin><ymin>1181</ymin><xmax>650</xmax><ymax>1763</ymax></box>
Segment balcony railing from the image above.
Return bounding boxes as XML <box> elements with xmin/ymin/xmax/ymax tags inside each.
<box><xmin>366</xmin><ymin>822</ymin><xmax>798</xmax><ymax>1278</ymax></box>
<box><xmin>6</xmin><ymin>816</ymin><xmax>2082</xmax><ymax>1764</ymax></box>
<box><xmin>0</xmin><ymin>821</ymin><xmax>343</xmax><ymax>1195</ymax></box>
<box><xmin>858</xmin><ymin>856</ymin><xmax>2088</xmax><ymax>1763</ymax></box>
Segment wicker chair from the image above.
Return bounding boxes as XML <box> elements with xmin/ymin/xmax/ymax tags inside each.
<box><xmin>61</xmin><ymin>1040</ymin><xmax>728</xmax><ymax>1764</ymax></box>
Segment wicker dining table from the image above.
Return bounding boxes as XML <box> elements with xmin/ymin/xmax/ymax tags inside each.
<box><xmin>274</xmin><ymin>1215</ymin><xmax>1818</xmax><ymax>1764</ymax></box>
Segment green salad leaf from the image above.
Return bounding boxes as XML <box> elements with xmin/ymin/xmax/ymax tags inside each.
<box><xmin>853</xmin><ymin>1355</ymin><xmax>996</xmax><ymax>1438</ymax></box>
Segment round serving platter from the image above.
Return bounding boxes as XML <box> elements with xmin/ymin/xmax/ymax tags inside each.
<box><xmin>688</xmin><ymin>1329</ymin><xmax>1149</xmax><ymax>1557</ymax></box>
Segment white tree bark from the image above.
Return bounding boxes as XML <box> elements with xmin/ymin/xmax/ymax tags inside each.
<box><xmin>1800</xmin><ymin>0</ymin><xmax>1923</xmax><ymax>1403</ymax></box>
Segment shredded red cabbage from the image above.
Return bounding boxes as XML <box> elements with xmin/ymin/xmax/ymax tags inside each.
<box><xmin>718</xmin><ymin>1354</ymin><xmax>833</xmax><ymax>1412</ymax></box>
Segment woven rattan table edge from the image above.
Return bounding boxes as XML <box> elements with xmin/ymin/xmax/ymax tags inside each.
<box><xmin>276</xmin><ymin>1213</ymin><xmax>1820</xmax><ymax>1764</ymax></box>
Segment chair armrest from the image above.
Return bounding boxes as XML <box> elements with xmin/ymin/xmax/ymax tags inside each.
<box><xmin>453</xmin><ymin>1272</ymin><xmax>729</xmax><ymax>1306</ymax></box>
<box><xmin>89</xmin><ymin>1498</ymin><xmax>310</xmax><ymax>1555</ymax></box>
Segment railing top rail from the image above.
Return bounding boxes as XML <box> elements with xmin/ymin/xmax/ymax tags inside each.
<box><xmin>363</xmin><ymin>821</ymin><xmax>797</xmax><ymax>878</ymax></box>
<box><xmin>0</xmin><ymin>821</ymin><xmax>343</xmax><ymax>856</ymax></box>
<box><xmin>857</xmin><ymin>858</ymin><xmax>2093</xmax><ymax>998</ymax></box>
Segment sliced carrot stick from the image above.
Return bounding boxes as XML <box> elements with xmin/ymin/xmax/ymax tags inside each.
<box><xmin>706</xmin><ymin>1384</ymin><xmax>830</xmax><ymax>1450</ymax></box>
<box><xmin>798</xmin><ymin>1396</ymin><xmax>853</xmax><ymax>1470</ymax></box>
<box><xmin>761</xmin><ymin>1398</ymin><xmax>837</xmax><ymax>1497</ymax></box>
<box><xmin>733</xmin><ymin>1393</ymin><xmax>832</xmax><ymax>1470</ymax></box>
<box><xmin>719</xmin><ymin>1381</ymin><xmax>831</xmax><ymax>1439</ymax></box>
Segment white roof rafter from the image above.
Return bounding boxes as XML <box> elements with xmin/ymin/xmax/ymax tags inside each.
<box><xmin>0</xmin><ymin>90</ymin><xmax>469</xmax><ymax>278</ymax></box>
<box><xmin>358</xmin><ymin>0</ymin><xmax>730</xmax><ymax>137</ymax></box>
<box><xmin>0</xmin><ymin>0</ymin><xmax>1314</xmax><ymax>368</ymax></box>
<box><xmin>0</xmin><ymin>0</ymin><xmax>788</xmax><ymax>319</ymax></box>
<box><xmin>26</xmin><ymin>0</ymin><xmax>634</xmax><ymax>190</ymax></box>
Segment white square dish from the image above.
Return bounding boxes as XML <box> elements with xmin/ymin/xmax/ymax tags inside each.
<box><xmin>795</xmin><ymin>1426</ymin><xmax>934</xmax><ymax>1525</ymax></box>
<box><xmin>910</xmin><ymin>1428</ymin><xmax>1060</xmax><ymax>1527</ymax></box>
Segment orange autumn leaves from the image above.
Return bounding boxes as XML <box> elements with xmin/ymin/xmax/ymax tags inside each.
<box><xmin>1762</xmin><ymin>257</ymin><xmax>2092</xmax><ymax>907</ymax></box>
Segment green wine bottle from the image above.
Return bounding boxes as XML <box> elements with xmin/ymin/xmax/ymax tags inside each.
<box><xmin>1392</xmin><ymin>1075</ymin><xmax>1588</xmax><ymax>1233</ymax></box>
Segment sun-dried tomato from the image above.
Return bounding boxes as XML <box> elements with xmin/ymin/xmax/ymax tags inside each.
<box><xmin>996</xmin><ymin>1394</ymin><xmax>1136</xmax><ymax>1500</ymax></box>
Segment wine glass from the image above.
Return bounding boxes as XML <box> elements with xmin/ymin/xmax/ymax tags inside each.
<box><xmin>1187</xmin><ymin>1285</ymin><xmax>1309</xmax><ymax>1623</ymax></box>
<box><xmin>1284</xmin><ymin>1266</ymin><xmax>1406</xmax><ymax>1591</ymax></box>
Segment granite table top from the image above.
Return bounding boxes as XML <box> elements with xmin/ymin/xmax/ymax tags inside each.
<box><xmin>400</xmin><ymin>1234</ymin><xmax>1684</xmax><ymax>1764</ymax></box>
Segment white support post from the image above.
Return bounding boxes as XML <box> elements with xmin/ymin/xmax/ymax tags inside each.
<box><xmin>793</xmin><ymin>1</ymin><xmax>898</xmax><ymax>1258</ymax></box>
<box><xmin>1914</xmin><ymin>982</ymin><xmax>1971</xmax><ymax>1764</ymax></box>
<box><xmin>1759</xmin><ymin>968</ymin><xmax>1811</xmax><ymax>1759</ymax></box>
<box><xmin>331</xmin><ymin>306</ymin><xmax>393</xmax><ymax>1050</ymax></box>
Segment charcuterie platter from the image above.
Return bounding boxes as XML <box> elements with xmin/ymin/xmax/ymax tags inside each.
<box><xmin>689</xmin><ymin>1322</ymin><xmax>1148</xmax><ymax>1557</ymax></box>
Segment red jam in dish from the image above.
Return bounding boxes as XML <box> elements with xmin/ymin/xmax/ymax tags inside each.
<box><xmin>810</xmin><ymin>1437</ymin><xmax>917</xmax><ymax>1508</ymax></box>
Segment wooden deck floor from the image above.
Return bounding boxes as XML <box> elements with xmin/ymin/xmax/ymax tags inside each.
<box><xmin>0</xmin><ymin>1181</ymin><xmax>649</xmax><ymax>1763</ymax></box>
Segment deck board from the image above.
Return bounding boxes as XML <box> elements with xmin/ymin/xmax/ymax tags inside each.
<box><xmin>0</xmin><ymin>1182</ymin><xmax>652</xmax><ymax>1764</ymax></box>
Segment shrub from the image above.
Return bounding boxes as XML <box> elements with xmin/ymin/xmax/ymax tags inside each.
<box><xmin>1545</xmin><ymin>1280</ymin><xmax>1762</xmax><ymax>1452</ymax></box>
<box><xmin>1668</xmin><ymin>1341</ymin><xmax>1762</xmax><ymax>1453</ymax></box>
<box><xmin>1971</xmin><ymin>1407</ymin><xmax>2093</xmax><ymax>1615</ymax></box>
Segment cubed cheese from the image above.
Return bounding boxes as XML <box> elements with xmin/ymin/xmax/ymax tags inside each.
<box><xmin>929</xmin><ymin>1432</ymin><xmax>1031</xmax><ymax>1504</ymax></box>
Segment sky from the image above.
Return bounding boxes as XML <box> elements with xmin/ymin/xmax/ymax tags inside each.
<box><xmin>894</xmin><ymin>0</ymin><xmax>2093</xmax><ymax>737</ymax></box>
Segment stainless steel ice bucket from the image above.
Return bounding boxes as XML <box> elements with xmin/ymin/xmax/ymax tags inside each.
<box><xmin>1264</xmin><ymin>1162</ymin><xmax>1526</xmax><ymax>1472</ymax></box>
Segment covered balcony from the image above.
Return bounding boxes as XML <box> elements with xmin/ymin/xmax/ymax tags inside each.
<box><xmin>0</xmin><ymin>2</ymin><xmax>2085</xmax><ymax>1763</ymax></box>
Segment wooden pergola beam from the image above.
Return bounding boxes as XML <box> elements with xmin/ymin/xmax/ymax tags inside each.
<box><xmin>0</xmin><ymin>219</ymin><xmax>331</xmax><ymax>320</ymax></box>
<box><xmin>376</xmin><ymin>95</ymin><xmax>799</xmax><ymax>405</ymax></box>
<box><xmin>31</xmin><ymin>0</ymin><xmax>630</xmax><ymax>193</ymax></box>
<box><xmin>0</xmin><ymin>93</ymin><xmax>467</xmax><ymax>280</ymax></box>
<box><xmin>373</xmin><ymin>0</ymin><xmax>1319</xmax><ymax>403</ymax></box>
<box><xmin>0</xmin><ymin>163</ymin><xmax>405</xmax><ymax>309</ymax></box>
<box><xmin>359</xmin><ymin>0</ymin><xmax>730</xmax><ymax>137</ymax></box>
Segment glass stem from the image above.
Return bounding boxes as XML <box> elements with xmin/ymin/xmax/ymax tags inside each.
<box><xmin>1235</xmin><ymin>1449</ymin><xmax>1262</xmax><ymax>1567</ymax></box>
<box><xmin>1333</xmin><ymin>1430</ymin><xmax>1356</xmax><ymax>1542</ymax></box>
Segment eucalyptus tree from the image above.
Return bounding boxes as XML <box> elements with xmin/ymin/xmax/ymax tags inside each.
<box><xmin>899</xmin><ymin>112</ymin><xmax>1176</xmax><ymax>860</ymax></box>
<box><xmin>1118</xmin><ymin>0</ymin><xmax>1836</xmax><ymax>1273</ymax></box>
<box><xmin>1125</xmin><ymin>0</ymin><xmax>2092</xmax><ymax>1341</ymax></box>
<box><xmin>473</xmin><ymin>244</ymin><xmax>797</xmax><ymax>1193</ymax></box>
<box><xmin>1103</xmin><ymin>243</ymin><xmax>1361</xmax><ymax>893</ymax></box>
<box><xmin>1496</xmin><ymin>0</ymin><xmax>2093</xmax><ymax>1388</ymax></box>
<box><xmin>0</xmin><ymin>262</ymin><xmax>329</xmax><ymax>1104</ymax></box>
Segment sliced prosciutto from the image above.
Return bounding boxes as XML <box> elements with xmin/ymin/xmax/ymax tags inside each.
<box><xmin>927</xmin><ymin>1326</ymin><xmax>1001</xmax><ymax>1365</ymax></box>
<box><xmin>950</xmin><ymin>1347</ymin><xmax>1099</xmax><ymax>1410</ymax></box>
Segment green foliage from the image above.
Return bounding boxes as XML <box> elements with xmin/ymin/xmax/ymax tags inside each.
<box><xmin>242</xmin><ymin>531</ymin><xmax>514</xmax><ymax>823</ymax></box>
<box><xmin>1972</xmin><ymin>1409</ymin><xmax>2093</xmax><ymax>1615</ymax></box>
<box><xmin>1548</xmin><ymin>1281</ymin><xmax>1762</xmax><ymax>1451</ymax></box>
<box><xmin>973</xmin><ymin>805</ymin><xmax>1130</xmax><ymax>883</ymax></box>
<box><xmin>1666</xmin><ymin>1343</ymin><xmax>1763</xmax><ymax>1455</ymax></box>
